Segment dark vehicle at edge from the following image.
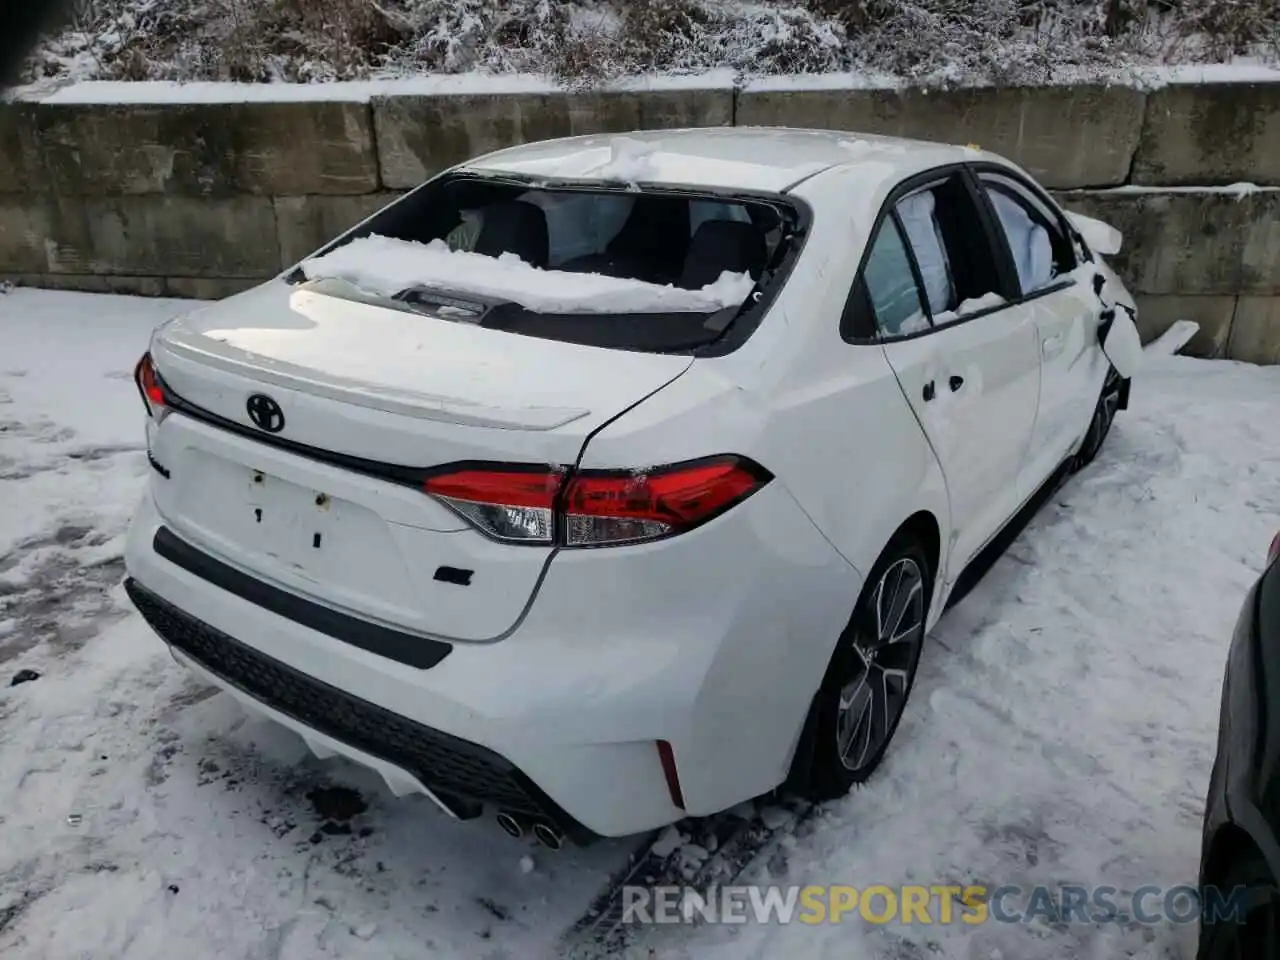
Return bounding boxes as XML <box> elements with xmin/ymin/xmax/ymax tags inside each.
<box><xmin>1199</xmin><ymin>532</ymin><xmax>1280</xmax><ymax>957</ymax></box>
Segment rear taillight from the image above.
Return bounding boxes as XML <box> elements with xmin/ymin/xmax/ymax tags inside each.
<box><xmin>656</xmin><ymin>740</ymin><xmax>686</xmax><ymax>810</ymax></box>
<box><xmin>564</xmin><ymin>458</ymin><xmax>770</xmax><ymax>546</ymax></box>
<box><xmin>423</xmin><ymin>456</ymin><xmax>771</xmax><ymax>547</ymax></box>
<box><xmin>424</xmin><ymin>468</ymin><xmax>563</xmax><ymax>544</ymax></box>
<box><xmin>134</xmin><ymin>352</ymin><xmax>168</xmax><ymax>419</ymax></box>
<box><xmin>1269</xmin><ymin>531</ymin><xmax>1280</xmax><ymax>566</ymax></box>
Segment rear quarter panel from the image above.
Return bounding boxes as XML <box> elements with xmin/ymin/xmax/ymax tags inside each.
<box><xmin>555</xmin><ymin>160</ymin><xmax>963</xmax><ymax>805</ymax></box>
<box><xmin>764</xmin><ymin>162</ymin><xmax>952</xmax><ymax>605</ymax></box>
<box><xmin>582</xmin><ymin>157</ymin><xmax>953</xmax><ymax>615</ymax></box>
<box><xmin>571</xmin><ymin>369</ymin><xmax>864</xmax><ymax>808</ymax></box>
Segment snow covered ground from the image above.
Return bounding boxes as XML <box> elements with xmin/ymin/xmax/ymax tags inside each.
<box><xmin>2</xmin><ymin>287</ymin><xmax>1279</xmax><ymax>959</ymax></box>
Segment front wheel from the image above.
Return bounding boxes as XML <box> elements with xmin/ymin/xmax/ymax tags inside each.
<box><xmin>797</xmin><ymin>535</ymin><xmax>932</xmax><ymax>801</ymax></box>
<box><xmin>1073</xmin><ymin>367</ymin><xmax>1124</xmax><ymax>470</ymax></box>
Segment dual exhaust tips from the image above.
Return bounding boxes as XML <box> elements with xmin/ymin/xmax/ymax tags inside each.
<box><xmin>496</xmin><ymin>811</ymin><xmax>564</xmax><ymax>850</ymax></box>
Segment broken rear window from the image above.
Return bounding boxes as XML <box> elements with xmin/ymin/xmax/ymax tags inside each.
<box><xmin>290</xmin><ymin>173</ymin><xmax>805</xmax><ymax>354</ymax></box>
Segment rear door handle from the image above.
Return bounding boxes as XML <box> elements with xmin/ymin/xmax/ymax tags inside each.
<box><xmin>949</xmin><ymin>375</ymin><xmax>964</xmax><ymax>392</ymax></box>
<box><xmin>922</xmin><ymin>380</ymin><xmax>936</xmax><ymax>402</ymax></box>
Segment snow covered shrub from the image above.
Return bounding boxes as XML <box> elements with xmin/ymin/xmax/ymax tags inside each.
<box><xmin>391</xmin><ymin>0</ymin><xmax>496</xmax><ymax>72</ymax></box>
<box><xmin>271</xmin><ymin>0</ymin><xmax>410</xmax><ymax>78</ymax></box>
<box><xmin>803</xmin><ymin>0</ymin><xmax>897</xmax><ymax>32</ymax></box>
<box><xmin>20</xmin><ymin>0</ymin><xmax>1280</xmax><ymax>85</ymax></box>
<box><xmin>1175</xmin><ymin>0</ymin><xmax>1280</xmax><ymax>59</ymax></box>
<box><xmin>621</xmin><ymin>0</ymin><xmax>713</xmax><ymax>71</ymax></box>
<box><xmin>380</xmin><ymin>0</ymin><xmax>579</xmax><ymax>75</ymax></box>
<box><xmin>721</xmin><ymin>2</ymin><xmax>848</xmax><ymax>74</ymax></box>
<box><xmin>548</xmin><ymin>22</ymin><xmax>620</xmax><ymax>86</ymax></box>
<box><xmin>839</xmin><ymin>0</ymin><xmax>1108</xmax><ymax>84</ymax></box>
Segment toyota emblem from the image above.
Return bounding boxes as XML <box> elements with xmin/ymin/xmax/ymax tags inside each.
<box><xmin>246</xmin><ymin>394</ymin><xmax>285</xmax><ymax>433</ymax></box>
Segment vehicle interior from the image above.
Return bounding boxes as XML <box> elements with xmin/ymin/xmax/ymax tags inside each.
<box><xmin>290</xmin><ymin>174</ymin><xmax>803</xmax><ymax>353</ymax></box>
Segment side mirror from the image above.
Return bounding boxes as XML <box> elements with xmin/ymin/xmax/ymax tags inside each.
<box><xmin>1092</xmin><ymin>272</ymin><xmax>1106</xmax><ymax>298</ymax></box>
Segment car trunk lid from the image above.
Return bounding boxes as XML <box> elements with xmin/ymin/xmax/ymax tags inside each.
<box><xmin>146</xmin><ymin>280</ymin><xmax>692</xmax><ymax>642</ymax></box>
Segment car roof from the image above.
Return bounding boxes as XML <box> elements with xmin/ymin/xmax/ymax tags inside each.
<box><xmin>461</xmin><ymin>127</ymin><xmax>1001</xmax><ymax>195</ymax></box>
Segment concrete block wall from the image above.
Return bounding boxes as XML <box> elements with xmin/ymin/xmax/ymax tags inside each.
<box><xmin>1053</xmin><ymin>187</ymin><xmax>1280</xmax><ymax>361</ymax></box>
<box><xmin>1</xmin><ymin>80</ymin><xmax>1277</xmax><ymax>361</ymax></box>
<box><xmin>737</xmin><ymin>84</ymin><xmax>1149</xmax><ymax>188</ymax></box>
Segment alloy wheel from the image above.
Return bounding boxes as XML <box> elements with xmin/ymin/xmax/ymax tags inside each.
<box><xmin>836</xmin><ymin>557</ymin><xmax>926</xmax><ymax>772</ymax></box>
<box><xmin>1081</xmin><ymin>369</ymin><xmax>1123</xmax><ymax>462</ymax></box>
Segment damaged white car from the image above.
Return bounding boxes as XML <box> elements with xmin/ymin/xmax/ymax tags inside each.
<box><xmin>123</xmin><ymin>128</ymin><xmax>1142</xmax><ymax>846</ymax></box>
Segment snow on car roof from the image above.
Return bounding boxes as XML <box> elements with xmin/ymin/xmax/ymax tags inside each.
<box><xmin>463</xmin><ymin>127</ymin><xmax>992</xmax><ymax>194</ymax></box>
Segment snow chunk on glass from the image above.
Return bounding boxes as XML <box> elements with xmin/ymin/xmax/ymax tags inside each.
<box><xmin>932</xmin><ymin>292</ymin><xmax>1007</xmax><ymax>326</ymax></box>
<box><xmin>302</xmin><ymin>235</ymin><xmax>755</xmax><ymax>316</ymax></box>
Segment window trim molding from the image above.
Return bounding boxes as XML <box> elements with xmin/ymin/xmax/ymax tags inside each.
<box><xmin>839</xmin><ymin>276</ymin><xmax>876</xmax><ymax>341</ymax></box>
<box><xmin>864</xmin><ymin>277</ymin><xmax>1078</xmax><ymax>343</ymax></box>
<box><xmin>926</xmin><ymin>276</ymin><xmax>1077</xmax><ymax>333</ymax></box>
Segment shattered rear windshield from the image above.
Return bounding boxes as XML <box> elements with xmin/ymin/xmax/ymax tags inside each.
<box><xmin>291</xmin><ymin>173</ymin><xmax>805</xmax><ymax>354</ymax></box>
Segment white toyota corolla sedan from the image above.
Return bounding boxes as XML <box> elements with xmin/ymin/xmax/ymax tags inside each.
<box><xmin>124</xmin><ymin>127</ymin><xmax>1142</xmax><ymax>846</ymax></box>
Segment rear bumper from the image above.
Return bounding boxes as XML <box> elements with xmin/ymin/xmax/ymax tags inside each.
<box><xmin>125</xmin><ymin>480</ymin><xmax>857</xmax><ymax>839</ymax></box>
<box><xmin>125</xmin><ymin>577</ymin><xmax>594</xmax><ymax>843</ymax></box>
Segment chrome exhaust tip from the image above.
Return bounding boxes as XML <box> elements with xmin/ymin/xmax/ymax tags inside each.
<box><xmin>496</xmin><ymin>811</ymin><xmax>524</xmax><ymax>840</ymax></box>
<box><xmin>532</xmin><ymin>822</ymin><xmax>564</xmax><ymax>851</ymax></box>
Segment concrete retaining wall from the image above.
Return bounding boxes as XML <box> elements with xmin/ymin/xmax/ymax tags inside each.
<box><xmin>1</xmin><ymin>80</ymin><xmax>1277</xmax><ymax>361</ymax></box>
<box><xmin>738</xmin><ymin>85</ymin><xmax>1148</xmax><ymax>189</ymax></box>
<box><xmin>373</xmin><ymin>88</ymin><xmax>733</xmax><ymax>187</ymax></box>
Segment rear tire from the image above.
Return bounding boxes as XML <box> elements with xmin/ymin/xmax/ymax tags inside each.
<box><xmin>1199</xmin><ymin>852</ymin><xmax>1280</xmax><ymax>959</ymax></box>
<box><xmin>795</xmin><ymin>534</ymin><xmax>932</xmax><ymax>802</ymax></box>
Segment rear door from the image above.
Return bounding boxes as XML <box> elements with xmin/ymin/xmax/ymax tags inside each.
<box><xmin>973</xmin><ymin>169</ymin><xmax>1106</xmax><ymax>491</ymax></box>
<box><xmin>867</xmin><ymin>170</ymin><xmax>1041</xmax><ymax>575</ymax></box>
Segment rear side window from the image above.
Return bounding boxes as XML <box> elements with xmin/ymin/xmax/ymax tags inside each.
<box><xmin>862</xmin><ymin>219</ymin><xmax>929</xmax><ymax>337</ymax></box>
<box><xmin>979</xmin><ymin>173</ymin><xmax>1077</xmax><ymax>294</ymax></box>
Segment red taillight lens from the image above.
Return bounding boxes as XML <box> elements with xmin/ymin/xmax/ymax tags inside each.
<box><xmin>656</xmin><ymin>740</ymin><xmax>686</xmax><ymax>810</ymax></box>
<box><xmin>1269</xmin><ymin>531</ymin><xmax>1280</xmax><ymax>566</ymax></box>
<box><xmin>422</xmin><ymin>456</ymin><xmax>770</xmax><ymax>547</ymax></box>
<box><xmin>424</xmin><ymin>468</ymin><xmax>564</xmax><ymax>544</ymax></box>
<box><xmin>134</xmin><ymin>352</ymin><xmax>168</xmax><ymax>418</ymax></box>
<box><xmin>563</xmin><ymin>457</ymin><xmax>770</xmax><ymax>546</ymax></box>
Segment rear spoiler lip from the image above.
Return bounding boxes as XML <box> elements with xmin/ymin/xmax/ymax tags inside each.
<box><xmin>152</xmin><ymin>330</ymin><xmax>591</xmax><ymax>431</ymax></box>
